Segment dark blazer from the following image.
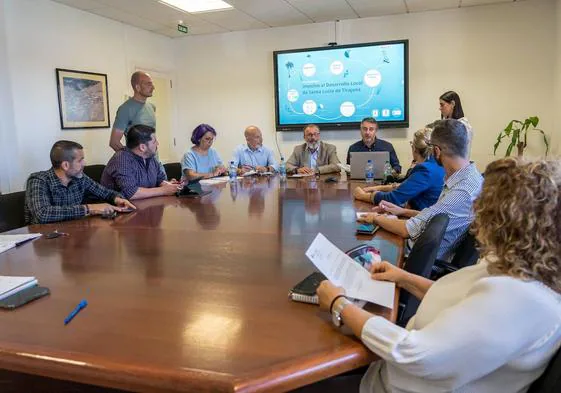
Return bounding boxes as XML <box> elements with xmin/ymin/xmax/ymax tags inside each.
<box><xmin>286</xmin><ymin>141</ymin><xmax>341</xmax><ymax>174</ymax></box>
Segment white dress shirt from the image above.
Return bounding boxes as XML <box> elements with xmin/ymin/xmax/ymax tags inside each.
<box><xmin>359</xmin><ymin>259</ymin><xmax>561</xmax><ymax>393</ymax></box>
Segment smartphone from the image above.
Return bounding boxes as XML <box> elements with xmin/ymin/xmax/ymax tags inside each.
<box><xmin>0</xmin><ymin>286</ymin><xmax>50</xmax><ymax>310</ymax></box>
<box><xmin>356</xmin><ymin>223</ymin><xmax>379</xmax><ymax>235</ymax></box>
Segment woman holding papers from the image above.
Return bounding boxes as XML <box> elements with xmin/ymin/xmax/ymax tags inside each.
<box><xmin>314</xmin><ymin>158</ymin><xmax>561</xmax><ymax>393</ymax></box>
<box><xmin>181</xmin><ymin>124</ymin><xmax>227</xmax><ymax>180</ymax></box>
<box><xmin>353</xmin><ymin>128</ymin><xmax>444</xmax><ymax>210</ymax></box>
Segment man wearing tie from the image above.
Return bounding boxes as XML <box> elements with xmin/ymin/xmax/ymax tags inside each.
<box><xmin>286</xmin><ymin>124</ymin><xmax>341</xmax><ymax>175</ymax></box>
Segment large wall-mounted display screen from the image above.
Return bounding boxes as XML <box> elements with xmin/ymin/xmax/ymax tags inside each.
<box><xmin>274</xmin><ymin>40</ymin><xmax>408</xmax><ymax>131</ymax></box>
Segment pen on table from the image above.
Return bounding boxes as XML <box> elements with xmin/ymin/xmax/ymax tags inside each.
<box><xmin>64</xmin><ymin>299</ymin><xmax>88</xmax><ymax>325</ymax></box>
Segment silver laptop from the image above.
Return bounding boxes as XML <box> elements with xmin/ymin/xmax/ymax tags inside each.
<box><xmin>350</xmin><ymin>151</ymin><xmax>390</xmax><ymax>180</ymax></box>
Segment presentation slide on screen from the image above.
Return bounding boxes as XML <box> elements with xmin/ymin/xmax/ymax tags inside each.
<box><xmin>276</xmin><ymin>43</ymin><xmax>406</xmax><ymax>126</ymax></box>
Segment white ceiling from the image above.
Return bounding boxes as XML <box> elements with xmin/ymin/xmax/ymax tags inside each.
<box><xmin>51</xmin><ymin>0</ymin><xmax>521</xmax><ymax>38</ymax></box>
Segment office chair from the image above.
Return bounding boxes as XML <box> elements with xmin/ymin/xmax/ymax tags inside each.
<box><xmin>528</xmin><ymin>347</ymin><xmax>561</xmax><ymax>393</ymax></box>
<box><xmin>163</xmin><ymin>162</ymin><xmax>182</xmax><ymax>181</ymax></box>
<box><xmin>397</xmin><ymin>213</ymin><xmax>449</xmax><ymax>327</ymax></box>
<box><xmin>0</xmin><ymin>191</ymin><xmax>26</xmax><ymax>232</ymax></box>
<box><xmin>83</xmin><ymin>164</ymin><xmax>106</xmax><ymax>183</ymax></box>
<box><xmin>431</xmin><ymin>232</ymin><xmax>479</xmax><ymax>280</ymax></box>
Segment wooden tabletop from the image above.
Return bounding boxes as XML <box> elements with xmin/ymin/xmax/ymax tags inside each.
<box><xmin>0</xmin><ymin>175</ymin><xmax>403</xmax><ymax>393</ymax></box>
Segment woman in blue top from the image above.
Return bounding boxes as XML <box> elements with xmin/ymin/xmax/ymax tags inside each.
<box><xmin>181</xmin><ymin>124</ymin><xmax>226</xmax><ymax>180</ymax></box>
<box><xmin>353</xmin><ymin>128</ymin><xmax>444</xmax><ymax>210</ymax></box>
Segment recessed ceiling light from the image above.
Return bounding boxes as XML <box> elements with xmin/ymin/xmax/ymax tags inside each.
<box><xmin>159</xmin><ymin>0</ymin><xmax>233</xmax><ymax>13</ymax></box>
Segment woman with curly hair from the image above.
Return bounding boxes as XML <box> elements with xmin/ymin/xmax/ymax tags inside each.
<box><xmin>312</xmin><ymin>157</ymin><xmax>561</xmax><ymax>393</ymax></box>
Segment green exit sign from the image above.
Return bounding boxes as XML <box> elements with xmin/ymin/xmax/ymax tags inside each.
<box><xmin>177</xmin><ymin>24</ymin><xmax>188</xmax><ymax>34</ymax></box>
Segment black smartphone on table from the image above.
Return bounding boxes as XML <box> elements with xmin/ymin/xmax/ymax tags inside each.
<box><xmin>355</xmin><ymin>223</ymin><xmax>379</xmax><ymax>235</ymax></box>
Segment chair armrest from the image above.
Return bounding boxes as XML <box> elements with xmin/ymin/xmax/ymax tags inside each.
<box><xmin>430</xmin><ymin>260</ymin><xmax>458</xmax><ymax>280</ymax></box>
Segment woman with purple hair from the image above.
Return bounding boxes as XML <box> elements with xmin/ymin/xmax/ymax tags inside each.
<box><xmin>181</xmin><ymin>124</ymin><xmax>226</xmax><ymax>180</ymax></box>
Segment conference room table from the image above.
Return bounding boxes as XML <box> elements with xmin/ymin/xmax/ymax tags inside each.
<box><xmin>0</xmin><ymin>174</ymin><xmax>404</xmax><ymax>393</ymax></box>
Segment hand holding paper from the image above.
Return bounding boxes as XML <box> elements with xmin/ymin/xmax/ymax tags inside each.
<box><xmin>305</xmin><ymin>233</ymin><xmax>395</xmax><ymax>308</ymax></box>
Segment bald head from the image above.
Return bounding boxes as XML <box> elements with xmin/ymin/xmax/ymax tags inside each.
<box><xmin>244</xmin><ymin>125</ymin><xmax>263</xmax><ymax>150</ymax></box>
<box><xmin>130</xmin><ymin>71</ymin><xmax>154</xmax><ymax>99</ymax></box>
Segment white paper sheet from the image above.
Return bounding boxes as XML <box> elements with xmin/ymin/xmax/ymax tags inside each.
<box><xmin>289</xmin><ymin>173</ymin><xmax>315</xmax><ymax>178</ymax></box>
<box><xmin>305</xmin><ymin>233</ymin><xmax>395</xmax><ymax>309</ymax></box>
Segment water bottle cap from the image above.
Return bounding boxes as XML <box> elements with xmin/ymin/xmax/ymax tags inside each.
<box><xmin>230</xmin><ymin>161</ymin><xmax>234</xmax><ymax>164</ymax></box>
<box><xmin>367</xmin><ymin>159</ymin><xmax>372</xmax><ymax>163</ymax></box>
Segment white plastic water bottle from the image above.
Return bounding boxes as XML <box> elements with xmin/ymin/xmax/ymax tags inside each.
<box><xmin>365</xmin><ymin>160</ymin><xmax>374</xmax><ymax>183</ymax></box>
<box><xmin>279</xmin><ymin>157</ymin><xmax>287</xmax><ymax>180</ymax></box>
<box><xmin>383</xmin><ymin>160</ymin><xmax>392</xmax><ymax>183</ymax></box>
<box><xmin>229</xmin><ymin>161</ymin><xmax>237</xmax><ymax>182</ymax></box>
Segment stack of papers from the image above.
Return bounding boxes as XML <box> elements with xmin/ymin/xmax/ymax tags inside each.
<box><xmin>0</xmin><ymin>233</ymin><xmax>42</xmax><ymax>255</ymax></box>
<box><xmin>0</xmin><ymin>276</ymin><xmax>38</xmax><ymax>300</ymax></box>
<box><xmin>199</xmin><ymin>176</ymin><xmax>230</xmax><ymax>185</ymax></box>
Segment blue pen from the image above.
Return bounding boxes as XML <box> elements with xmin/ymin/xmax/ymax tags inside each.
<box><xmin>64</xmin><ymin>299</ymin><xmax>88</xmax><ymax>325</ymax></box>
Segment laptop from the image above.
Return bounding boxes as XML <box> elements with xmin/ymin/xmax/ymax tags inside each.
<box><xmin>349</xmin><ymin>151</ymin><xmax>390</xmax><ymax>180</ymax></box>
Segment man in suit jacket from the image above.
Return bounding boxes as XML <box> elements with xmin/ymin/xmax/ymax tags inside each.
<box><xmin>286</xmin><ymin>124</ymin><xmax>341</xmax><ymax>175</ymax></box>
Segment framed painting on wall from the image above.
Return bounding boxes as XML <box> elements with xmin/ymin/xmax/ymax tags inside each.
<box><xmin>55</xmin><ymin>68</ymin><xmax>110</xmax><ymax>129</ymax></box>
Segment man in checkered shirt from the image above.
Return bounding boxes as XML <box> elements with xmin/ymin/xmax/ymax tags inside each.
<box><xmin>359</xmin><ymin>119</ymin><xmax>483</xmax><ymax>261</ymax></box>
<box><xmin>25</xmin><ymin>140</ymin><xmax>136</xmax><ymax>224</ymax></box>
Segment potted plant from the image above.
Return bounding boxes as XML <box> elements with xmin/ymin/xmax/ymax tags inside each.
<box><xmin>494</xmin><ymin>116</ymin><xmax>549</xmax><ymax>157</ymax></box>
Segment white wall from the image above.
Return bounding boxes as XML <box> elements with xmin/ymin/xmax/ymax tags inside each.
<box><xmin>1</xmin><ymin>0</ymin><xmax>175</xmax><ymax>192</ymax></box>
<box><xmin>174</xmin><ymin>0</ymin><xmax>557</xmax><ymax>171</ymax></box>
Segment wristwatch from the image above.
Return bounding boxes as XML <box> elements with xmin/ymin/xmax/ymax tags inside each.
<box><xmin>331</xmin><ymin>296</ymin><xmax>352</xmax><ymax>327</ymax></box>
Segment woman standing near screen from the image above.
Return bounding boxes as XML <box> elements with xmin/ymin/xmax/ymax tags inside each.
<box><xmin>439</xmin><ymin>90</ymin><xmax>473</xmax><ymax>154</ymax></box>
<box><xmin>181</xmin><ymin>124</ymin><xmax>226</xmax><ymax>180</ymax></box>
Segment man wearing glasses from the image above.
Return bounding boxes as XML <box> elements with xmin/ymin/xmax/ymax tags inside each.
<box><xmin>286</xmin><ymin>124</ymin><xmax>341</xmax><ymax>175</ymax></box>
<box><xmin>346</xmin><ymin>117</ymin><xmax>401</xmax><ymax>173</ymax></box>
<box><xmin>359</xmin><ymin>119</ymin><xmax>483</xmax><ymax>261</ymax></box>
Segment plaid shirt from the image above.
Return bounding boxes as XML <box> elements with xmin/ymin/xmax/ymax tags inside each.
<box><xmin>25</xmin><ymin>168</ymin><xmax>120</xmax><ymax>224</ymax></box>
<box><xmin>100</xmin><ymin>149</ymin><xmax>166</xmax><ymax>200</ymax></box>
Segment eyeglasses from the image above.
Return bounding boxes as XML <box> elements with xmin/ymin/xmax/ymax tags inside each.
<box><xmin>426</xmin><ymin>142</ymin><xmax>441</xmax><ymax>151</ymax></box>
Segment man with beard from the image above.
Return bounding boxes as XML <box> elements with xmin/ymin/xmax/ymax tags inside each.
<box><xmin>101</xmin><ymin>125</ymin><xmax>179</xmax><ymax>200</ymax></box>
<box><xmin>25</xmin><ymin>140</ymin><xmax>136</xmax><ymax>224</ymax></box>
<box><xmin>358</xmin><ymin>119</ymin><xmax>483</xmax><ymax>261</ymax></box>
<box><xmin>286</xmin><ymin>124</ymin><xmax>340</xmax><ymax>175</ymax></box>
<box><xmin>346</xmin><ymin>117</ymin><xmax>401</xmax><ymax>173</ymax></box>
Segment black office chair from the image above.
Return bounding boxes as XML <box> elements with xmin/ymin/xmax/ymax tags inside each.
<box><xmin>163</xmin><ymin>162</ymin><xmax>182</xmax><ymax>181</ymax></box>
<box><xmin>397</xmin><ymin>213</ymin><xmax>449</xmax><ymax>327</ymax></box>
<box><xmin>83</xmin><ymin>164</ymin><xmax>106</xmax><ymax>183</ymax></box>
<box><xmin>0</xmin><ymin>191</ymin><xmax>26</xmax><ymax>232</ymax></box>
<box><xmin>528</xmin><ymin>347</ymin><xmax>561</xmax><ymax>393</ymax></box>
<box><xmin>431</xmin><ymin>232</ymin><xmax>479</xmax><ymax>280</ymax></box>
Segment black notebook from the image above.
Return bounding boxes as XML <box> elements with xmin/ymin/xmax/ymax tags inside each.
<box><xmin>288</xmin><ymin>271</ymin><xmax>327</xmax><ymax>304</ymax></box>
<box><xmin>289</xmin><ymin>243</ymin><xmax>382</xmax><ymax>305</ymax></box>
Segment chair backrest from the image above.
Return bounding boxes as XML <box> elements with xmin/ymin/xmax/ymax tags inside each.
<box><xmin>83</xmin><ymin>164</ymin><xmax>106</xmax><ymax>183</ymax></box>
<box><xmin>0</xmin><ymin>191</ymin><xmax>26</xmax><ymax>232</ymax></box>
<box><xmin>528</xmin><ymin>347</ymin><xmax>561</xmax><ymax>393</ymax></box>
<box><xmin>398</xmin><ymin>213</ymin><xmax>449</xmax><ymax>326</ymax></box>
<box><xmin>449</xmin><ymin>232</ymin><xmax>479</xmax><ymax>269</ymax></box>
<box><xmin>164</xmin><ymin>162</ymin><xmax>182</xmax><ymax>181</ymax></box>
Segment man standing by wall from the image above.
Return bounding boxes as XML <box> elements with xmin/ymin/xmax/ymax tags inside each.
<box><xmin>109</xmin><ymin>71</ymin><xmax>156</xmax><ymax>152</ymax></box>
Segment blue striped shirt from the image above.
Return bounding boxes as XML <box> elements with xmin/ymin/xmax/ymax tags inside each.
<box><xmin>405</xmin><ymin>162</ymin><xmax>483</xmax><ymax>260</ymax></box>
<box><xmin>232</xmin><ymin>144</ymin><xmax>277</xmax><ymax>171</ymax></box>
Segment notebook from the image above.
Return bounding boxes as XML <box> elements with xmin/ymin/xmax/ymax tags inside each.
<box><xmin>288</xmin><ymin>271</ymin><xmax>326</xmax><ymax>304</ymax></box>
<box><xmin>0</xmin><ymin>276</ymin><xmax>38</xmax><ymax>300</ymax></box>
<box><xmin>0</xmin><ymin>233</ymin><xmax>42</xmax><ymax>255</ymax></box>
<box><xmin>289</xmin><ymin>243</ymin><xmax>384</xmax><ymax>305</ymax></box>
